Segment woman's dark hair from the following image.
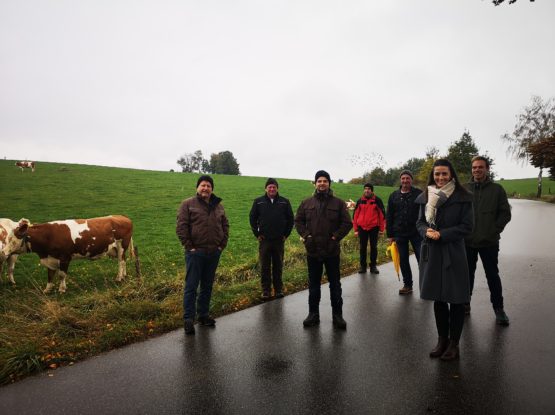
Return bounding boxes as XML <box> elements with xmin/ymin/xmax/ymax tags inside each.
<box><xmin>425</xmin><ymin>159</ymin><xmax>468</xmax><ymax>195</ymax></box>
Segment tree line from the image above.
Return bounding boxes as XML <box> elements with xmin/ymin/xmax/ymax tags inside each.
<box><xmin>351</xmin><ymin>95</ymin><xmax>554</xmax><ymax>198</ymax></box>
<box><xmin>177</xmin><ymin>150</ymin><xmax>240</xmax><ymax>175</ymax></box>
<box><xmin>350</xmin><ymin>131</ymin><xmax>493</xmax><ymax>188</ymax></box>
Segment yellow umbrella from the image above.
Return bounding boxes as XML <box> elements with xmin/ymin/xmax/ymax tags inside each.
<box><xmin>386</xmin><ymin>241</ymin><xmax>401</xmax><ymax>281</ymax></box>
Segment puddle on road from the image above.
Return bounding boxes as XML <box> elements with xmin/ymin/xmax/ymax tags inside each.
<box><xmin>255</xmin><ymin>355</ymin><xmax>293</xmax><ymax>378</ymax></box>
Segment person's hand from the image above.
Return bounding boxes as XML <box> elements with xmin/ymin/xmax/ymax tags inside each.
<box><xmin>426</xmin><ymin>228</ymin><xmax>440</xmax><ymax>240</ymax></box>
<box><xmin>388</xmin><ymin>238</ymin><xmax>394</xmax><ymax>244</ymax></box>
<box><xmin>257</xmin><ymin>235</ymin><xmax>264</xmax><ymax>241</ymax></box>
<box><xmin>331</xmin><ymin>235</ymin><xmax>336</xmax><ymax>241</ymax></box>
<box><xmin>354</xmin><ymin>231</ymin><xmax>359</xmax><ymax>238</ymax></box>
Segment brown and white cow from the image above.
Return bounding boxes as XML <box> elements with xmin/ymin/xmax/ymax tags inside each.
<box><xmin>15</xmin><ymin>161</ymin><xmax>35</xmax><ymax>172</ymax></box>
<box><xmin>345</xmin><ymin>199</ymin><xmax>356</xmax><ymax>211</ymax></box>
<box><xmin>0</xmin><ymin>218</ymin><xmax>28</xmax><ymax>285</ymax></box>
<box><xmin>1</xmin><ymin>215</ymin><xmax>134</xmax><ymax>293</ymax></box>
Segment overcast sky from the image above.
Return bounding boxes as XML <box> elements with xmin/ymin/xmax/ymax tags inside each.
<box><xmin>1</xmin><ymin>0</ymin><xmax>553</xmax><ymax>181</ymax></box>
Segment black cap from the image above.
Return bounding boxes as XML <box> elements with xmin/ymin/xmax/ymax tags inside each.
<box><xmin>265</xmin><ymin>178</ymin><xmax>278</xmax><ymax>188</ymax></box>
<box><xmin>314</xmin><ymin>170</ymin><xmax>331</xmax><ymax>183</ymax></box>
<box><xmin>399</xmin><ymin>170</ymin><xmax>413</xmax><ymax>179</ymax></box>
<box><xmin>364</xmin><ymin>183</ymin><xmax>374</xmax><ymax>191</ymax></box>
<box><xmin>196</xmin><ymin>175</ymin><xmax>214</xmax><ymax>189</ymax></box>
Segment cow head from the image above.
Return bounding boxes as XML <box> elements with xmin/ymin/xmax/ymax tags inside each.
<box><xmin>1</xmin><ymin>219</ymin><xmax>30</xmax><ymax>256</ymax></box>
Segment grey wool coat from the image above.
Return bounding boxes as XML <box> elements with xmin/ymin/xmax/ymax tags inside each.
<box><xmin>415</xmin><ymin>189</ymin><xmax>474</xmax><ymax>304</ymax></box>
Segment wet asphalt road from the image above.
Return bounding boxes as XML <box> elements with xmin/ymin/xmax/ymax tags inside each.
<box><xmin>1</xmin><ymin>199</ymin><xmax>554</xmax><ymax>415</ymax></box>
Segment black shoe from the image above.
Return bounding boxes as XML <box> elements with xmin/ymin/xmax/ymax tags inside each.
<box><xmin>261</xmin><ymin>291</ymin><xmax>270</xmax><ymax>300</ymax></box>
<box><xmin>275</xmin><ymin>291</ymin><xmax>284</xmax><ymax>298</ymax></box>
<box><xmin>184</xmin><ymin>319</ymin><xmax>195</xmax><ymax>335</ymax></box>
<box><xmin>370</xmin><ymin>266</ymin><xmax>379</xmax><ymax>274</ymax></box>
<box><xmin>332</xmin><ymin>314</ymin><xmax>347</xmax><ymax>330</ymax></box>
<box><xmin>198</xmin><ymin>315</ymin><xmax>216</xmax><ymax>326</ymax></box>
<box><xmin>303</xmin><ymin>312</ymin><xmax>320</xmax><ymax>327</ymax></box>
<box><xmin>494</xmin><ymin>308</ymin><xmax>510</xmax><ymax>326</ymax></box>
<box><xmin>358</xmin><ymin>267</ymin><xmax>367</xmax><ymax>274</ymax></box>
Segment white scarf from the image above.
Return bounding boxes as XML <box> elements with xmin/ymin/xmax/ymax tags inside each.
<box><xmin>425</xmin><ymin>179</ymin><xmax>456</xmax><ymax>226</ymax></box>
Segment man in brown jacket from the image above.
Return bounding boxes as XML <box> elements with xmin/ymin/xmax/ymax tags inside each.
<box><xmin>176</xmin><ymin>175</ymin><xmax>229</xmax><ymax>335</ymax></box>
<box><xmin>295</xmin><ymin>170</ymin><xmax>352</xmax><ymax>329</ymax></box>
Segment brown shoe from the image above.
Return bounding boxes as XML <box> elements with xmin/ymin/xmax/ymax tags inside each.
<box><xmin>440</xmin><ymin>340</ymin><xmax>460</xmax><ymax>361</ymax></box>
<box><xmin>429</xmin><ymin>337</ymin><xmax>449</xmax><ymax>358</ymax></box>
<box><xmin>399</xmin><ymin>285</ymin><xmax>413</xmax><ymax>295</ymax></box>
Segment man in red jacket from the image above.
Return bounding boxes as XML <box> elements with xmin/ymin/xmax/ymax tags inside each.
<box><xmin>353</xmin><ymin>183</ymin><xmax>385</xmax><ymax>274</ymax></box>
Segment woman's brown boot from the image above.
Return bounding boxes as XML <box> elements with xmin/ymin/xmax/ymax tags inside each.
<box><xmin>429</xmin><ymin>337</ymin><xmax>449</xmax><ymax>358</ymax></box>
<box><xmin>440</xmin><ymin>340</ymin><xmax>460</xmax><ymax>361</ymax></box>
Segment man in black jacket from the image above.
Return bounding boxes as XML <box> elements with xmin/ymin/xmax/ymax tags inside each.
<box><xmin>249</xmin><ymin>178</ymin><xmax>294</xmax><ymax>300</ymax></box>
<box><xmin>465</xmin><ymin>156</ymin><xmax>512</xmax><ymax>325</ymax></box>
<box><xmin>295</xmin><ymin>170</ymin><xmax>352</xmax><ymax>329</ymax></box>
<box><xmin>386</xmin><ymin>170</ymin><xmax>422</xmax><ymax>295</ymax></box>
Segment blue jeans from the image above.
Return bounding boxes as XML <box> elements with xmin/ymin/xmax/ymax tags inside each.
<box><xmin>394</xmin><ymin>233</ymin><xmax>422</xmax><ymax>287</ymax></box>
<box><xmin>183</xmin><ymin>250</ymin><xmax>221</xmax><ymax>320</ymax></box>
<box><xmin>307</xmin><ymin>255</ymin><xmax>342</xmax><ymax>314</ymax></box>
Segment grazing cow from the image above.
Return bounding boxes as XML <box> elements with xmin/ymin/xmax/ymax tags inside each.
<box><xmin>1</xmin><ymin>215</ymin><xmax>134</xmax><ymax>293</ymax></box>
<box><xmin>345</xmin><ymin>199</ymin><xmax>356</xmax><ymax>211</ymax></box>
<box><xmin>0</xmin><ymin>218</ymin><xmax>27</xmax><ymax>285</ymax></box>
<box><xmin>15</xmin><ymin>161</ymin><xmax>35</xmax><ymax>172</ymax></box>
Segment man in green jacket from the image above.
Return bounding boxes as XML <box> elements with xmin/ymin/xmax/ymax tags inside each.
<box><xmin>465</xmin><ymin>156</ymin><xmax>512</xmax><ymax>325</ymax></box>
<box><xmin>295</xmin><ymin>170</ymin><xmax>352</xmax><ymax>329</ymax></box>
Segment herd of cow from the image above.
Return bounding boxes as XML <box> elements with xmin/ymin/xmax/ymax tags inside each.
<box><xmin>0</xmin><ymin>216</ymin><xmax>135</xmax><ymax>293</ymax></box>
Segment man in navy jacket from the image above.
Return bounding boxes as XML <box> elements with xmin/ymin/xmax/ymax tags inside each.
<box><xmin>249</xmin><ymin>178</ymin><xmax>294</xmax><ymax>299</ymax></box>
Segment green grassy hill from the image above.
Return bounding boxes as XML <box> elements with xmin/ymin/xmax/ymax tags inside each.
<box><xmin>0</xmin><ymin>159</ymin><xmax>396</xmax><ymax>384</ymax></box>
<box><xmin>498</xmin><ymin>177</ymin><xmax>555</xmax><ymax>199</ymax></box>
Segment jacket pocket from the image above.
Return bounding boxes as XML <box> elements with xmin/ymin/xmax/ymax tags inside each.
<box><xmin>421</xmin><ymin>242</ymin><xmax>429</xmax><ymax>262</ymax></box>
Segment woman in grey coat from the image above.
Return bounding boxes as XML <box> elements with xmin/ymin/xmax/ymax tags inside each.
<box><xmin>415</xmin><ymin>159</ymin><xmax>473</xmax><ymax>361</ymax></box>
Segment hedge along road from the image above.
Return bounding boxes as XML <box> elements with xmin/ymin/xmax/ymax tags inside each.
<box><xmin>0</xmin><ymin>199</ymin><xmax>554</xmax><ymax>415</ymax></box>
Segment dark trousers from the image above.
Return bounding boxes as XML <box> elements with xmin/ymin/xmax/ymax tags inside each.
<box><xmin>259</xmin><ymin>238</ymin><xmax>285</xmax><ymax>293</ymax></box>
<box><xmin>395</xmin><ymin>233</ymin><xmax>422</xmax><ymax>287</ymax></box>
<box><xmin>183</xmin><ymin>250</ymin><xmax>221</xmax><ymax>320</ymax></box>
<box><xmin>466</xmin><ymin>244</ymin><xmax>504</xmax><ymax>309</ymax></box>
<box><xmin>358</xmin><ymin>227</ymin><xmax>379</xmax><ymax>269</ymax></box>
<box><xmin>307</xmin><ymin>255</ymin><xmax>343</xmax><ymax>314</ymax></box>
<box><xmin>434</xmin><ymin>302</ymin><xmax>465</xmax><ymax>342</ymax></box>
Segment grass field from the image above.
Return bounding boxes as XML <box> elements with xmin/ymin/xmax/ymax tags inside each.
<box><xmin>498</xmin><ymin>177</ymin><xmax>555</xmax><ymax>200</ymax></box>
<box><xmin>0</xmin><ymin>160</ymin><xmax>397</xmax><ymax>384</ymax></box>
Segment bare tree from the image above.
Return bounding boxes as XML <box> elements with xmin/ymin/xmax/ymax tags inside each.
<box><xmin>502</xmin><ymin>96</ymin><xmax>555</xmax><ymax>198</ymax></box>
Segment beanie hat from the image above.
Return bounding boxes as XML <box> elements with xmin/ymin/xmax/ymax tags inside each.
<box><xmin>196</xmin><ymin>175</ymin><xmax>214</xmax><ymax>189</ymax></box>
<box><xmin>399</xmin><ymin>170</ymin><xmax>413</xmax><ymax>179</ymax></box>
<box><xmin>265</xmin><ymin>178</ymin><xmax>279</xmax><ymax>188</ymax></box>
<box><xmin>364</xmin><ymin>183</ymin><xmax>374</xmax><ymax>191</ymax></box>
<box><xmin>314</xmin><ymin>170</ymin><xmax>331</xmax><ymax>183</ymax></box>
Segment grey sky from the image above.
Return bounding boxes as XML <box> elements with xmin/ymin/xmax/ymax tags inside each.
<box><xmin>1</xmin><ymin>0</ymin><xmax>553</xmax><ymax>181</ymax></box>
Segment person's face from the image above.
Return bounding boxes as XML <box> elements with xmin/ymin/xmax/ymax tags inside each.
<box><xmin>197</xmin><ymin>181</ymin><xmax>213</xmax><ymax>200</ymax></box>
<box><xmin>266</xmin><ymin>184</ymin><xmax>278</xmax><ymax>198</ymax></box>
<box><xmin>400</xmin><ymin>174</ymin><xmax>412</xmax><ymax>190</ymax></box>
<box><xmin>363</xmin><ymin>187</ymin><xmax>373</xmax><ymax>197</ymax></box>
<box><xmin>433</xmin><ymin>166</ymin><xmax>452</xmax><ymax>188</ymax></box>
<box><xmin>314</xmin><ymin>177</ymin><xmax>330</xmax><ymax>192</ymax></box>
<box><xmin>471</xmin><ymin>160</ymin><xmax>489</xmax><ymax>182</ymax></box>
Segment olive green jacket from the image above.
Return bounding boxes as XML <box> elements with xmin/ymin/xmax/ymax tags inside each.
<box><xmin>464</xmin><ymin>178</ymin><xmax>511</xmax><ymax>248</ymax></box>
